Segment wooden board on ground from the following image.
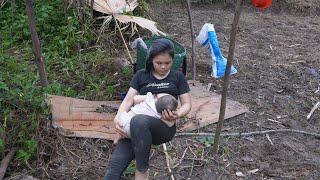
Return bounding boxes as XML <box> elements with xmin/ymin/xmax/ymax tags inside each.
<box><xmin>46</xmin><ymin>94</ymin><xmax>120</xmax><ymax>140</ymax></box>
<box><xmin>46</xmin><ymin>81</ymin><xmax>248</xmax><ymax>140</ymax></box>
<box><xmin>180</xmin><ymin>81</ymin><xmax>249</xmax><ymax>131</ymax></box>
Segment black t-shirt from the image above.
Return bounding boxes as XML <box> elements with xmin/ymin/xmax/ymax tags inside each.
<box><xmin>130</xmin><ymin>69</ymin><xmax>190</xmax><ymax>99</ymax></box>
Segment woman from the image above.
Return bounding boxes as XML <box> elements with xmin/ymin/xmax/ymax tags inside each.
<box><xmin>104</xmin><ymin>38</ymin><xmax>192</xmax><ymax>180</ymax></box>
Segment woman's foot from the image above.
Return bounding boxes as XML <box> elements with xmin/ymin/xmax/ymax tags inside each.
<box><xmin>135</xmin><ymin>170</ymin><xmax>149</xmax><ymax>180</ymax></box>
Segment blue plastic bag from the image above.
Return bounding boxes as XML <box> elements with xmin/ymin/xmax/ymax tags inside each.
<box><xmin>197</xmin><ymin>23</ymin><xmax>237</xmax><ymax>78</ymax></box>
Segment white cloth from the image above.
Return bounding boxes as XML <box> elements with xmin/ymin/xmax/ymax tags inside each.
<box><xmin>118</xmin><ymin>92</ymin><xmax>161</xmax><ymax>137</ymax></box>
<box><xmin>130</xmin><ymin>92</ymin><xmax>161</xmax><ymax>118</ymax></box>
<box><xmin>118</xmin><ymin>111</ymin><xmax>132</xmax><ymax>137</ymax></box>
<box><xmin>196</xmin><ymin>23</ymin><xmax>215</xmax><ymax>46</ymax></box>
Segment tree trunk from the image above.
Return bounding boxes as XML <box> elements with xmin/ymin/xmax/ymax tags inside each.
<box><xmin>25</xmin><ymin>0</ymin><xmax>48</xmax><ymax>86</ymax></box>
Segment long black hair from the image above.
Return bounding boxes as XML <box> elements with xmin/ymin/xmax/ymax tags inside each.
<box><xmin>145</xmin><ymin>38</ymin><xmax>174</xmax><ymax>72</ymax></box>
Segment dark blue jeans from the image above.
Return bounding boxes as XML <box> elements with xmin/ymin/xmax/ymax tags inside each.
<box><xmin>104</xmin><ymin>114</ymin><xmax>176</xmax><ymax>180</ymax></box>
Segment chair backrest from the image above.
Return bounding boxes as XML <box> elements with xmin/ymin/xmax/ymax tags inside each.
<box><xmin>135</xmin><ymin>36</ymin><xmax>187</xmax><ymax>75</ymax></box>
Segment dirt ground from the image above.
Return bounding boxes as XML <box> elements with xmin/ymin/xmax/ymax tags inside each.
<box><xmin>148</xmin><ymin>1</ymin><xmax>320</xmax><ymax>180</ymax></box>
<box><xmin>9</xmin><ymin>1</ymin><xmax>320</xmax><ymax>180</ymax></box>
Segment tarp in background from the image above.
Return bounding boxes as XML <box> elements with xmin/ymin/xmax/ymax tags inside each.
<box><xmin>197</xmin><ymin>23</ymin><xmax>237</xmax><ymax>78</ymax></box>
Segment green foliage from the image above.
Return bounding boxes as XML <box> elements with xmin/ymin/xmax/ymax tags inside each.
<box><xmin>134</xmin><ymin>0</ymin><xmax>150</xmax><ymax>16</ymax></box>
<box><xmin>198</xmin><ymin>136</ymin><xmax>215</xmax><ymax>147</ymax></box>
<box><xmin>16</xmin><ymin>139</ymin><xmax>37</xmax><ymax>162</ymax></box>
<box><xmin>124</xmin><ymin>162</ymin><xmax>136</xmax><ymax>177</ymax></box>
<box><xmin>0</xmin><ymin>139</ymin><xmax>4</xmax><ymax>153</ymax></box>
<box><xmin>0</xmin><ymin>0</ymin><xmax>133</xmax><ymax>168</ymax></box>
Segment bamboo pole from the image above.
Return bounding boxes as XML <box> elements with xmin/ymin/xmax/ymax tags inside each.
<box><xmin>212</xmin><ymin>0</ymin><xmax>244</xmax><ymax>154</ymax></box>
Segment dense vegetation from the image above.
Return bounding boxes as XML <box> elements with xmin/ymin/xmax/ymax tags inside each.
<box><xmin>0</xmin><ymin>0</ymin><xmax>142</xmax><ymax>165</ymax></box>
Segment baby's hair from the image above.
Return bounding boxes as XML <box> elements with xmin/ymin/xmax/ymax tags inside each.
<box><xmin>155</xmin><ymin>94</ymin><xmax>178</xmax><ymax>113</ymax></box>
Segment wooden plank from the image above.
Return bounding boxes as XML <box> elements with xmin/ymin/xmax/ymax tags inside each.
<box><xmin>46</xmin><ymin>81</ymin><xmax>248</xmax><ymax>139</ymax></box>
<box><xmin>178</xmin><ymin>81</ymin><xmax>248</xmax><ymax>131</ymax></box>
<box><xmin>54</xmin><ymin>120</ymin><xmax>115</xmax><ymax>131</ymax></box>
<box><xmin>47</xmin><ymin>94</ymin><xmax>119</xmax><ymax>140</ymax></box>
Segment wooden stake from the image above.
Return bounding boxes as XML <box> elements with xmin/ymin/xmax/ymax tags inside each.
<box><xmin>26</xmin><ymin>0</ymin><xmax>48</xmax><ymax>86</ymax></box>
<box><xmin>186</xmin><ymin>0</ymin><xmax>196</xmax><ymax>81</ymax></box>
<box><xmin>212</xmin><ymin>0</ymin><xmax>244</xmax><ymax>154</ymax></box>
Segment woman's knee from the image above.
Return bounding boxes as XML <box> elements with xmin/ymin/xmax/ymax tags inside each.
<box><xmin>130</xmin><ymin>114</ymin><xmax>150</xmax><ymax>130</ymax></box>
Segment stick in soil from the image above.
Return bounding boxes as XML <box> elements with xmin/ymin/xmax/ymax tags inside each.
<box><xmin>213</xmin><ymin>0</ymin><xmax>244</xmax><ymax>154</ymax></box>
<box><xmin>173</xmin><ymin>147</ymin><xmax>188</xmax><ymax>169</ymax></box>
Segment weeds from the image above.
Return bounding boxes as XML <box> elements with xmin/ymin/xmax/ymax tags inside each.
<box><xmin>0</xmin><ymin>0</ymin><xmax>134</xmax><ymax>170</ymax></box>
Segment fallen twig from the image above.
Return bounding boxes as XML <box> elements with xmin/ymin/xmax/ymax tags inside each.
<box><xmin>173</xmin><ymin>147</ymin><xmax>188</xmax><ymax>169</ymax></box>
<box><xmin>267</xmin><ymin>118</ymin><xmax>282</xmax><ymax>124</ymax></box>
<box><xmin>307</xmin><ymin>101</ymin><xmax>320</xmax><ymax>120</ymax></box>
<box><xmin>176</xmin><ymin>129</ymin><xmax>320</xmax><ymax>138</ymax></box>
<box><xmin>265</xmin><ymin>134</ymin><xmax>274</xmax><ymax>145</ymax></box>
<box><xmin>189</xmin><ymin>158</ymin><xmax>195</xmax><ymax>177</ymax></box>
<box><xmin>0</xmin><ymin>148</ymin><xmax>17</xmax><ymax>180</ymax></box>
<box><xmin>162</xmin><ymin>143</ymin><xmax>175</xmax><ymax>180</ymax></box>
<box><xmin>315</xmin><ymin>86</ymin><xmax>319</xmax><ymax>94</ymax></box>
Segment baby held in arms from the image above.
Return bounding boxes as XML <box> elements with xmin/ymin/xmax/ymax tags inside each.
<box><xmin>116</xmin><ymin>92</ymin><xmax>178</xmax><ymax>141</ymax></box>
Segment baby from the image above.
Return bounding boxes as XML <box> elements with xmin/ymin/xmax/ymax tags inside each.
<box><xmin>116</xmin><ymin>92</ymin><xmax>178</xmax><ymax>141</ymax></box>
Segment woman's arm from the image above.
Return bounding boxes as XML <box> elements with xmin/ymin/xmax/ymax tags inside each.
<box><xmin>162</xmin><ymin>92</ymin><xmax>191</xmax><ymax>121</ymax></box>
<box><xmin>176</xmin><ymin>92</ymin><xmax>192</xmax><ymax>118</ymax></box>
<box><xmin>116</xmin><ymin>87</ymin><xmax>139</xmax><ymax>116</ymax></box>
<box><xmin>133</xmin><ymin>95</ymin><xmax>147</xmax><ymax>104</ymax></box>
<box><xmin>114</xmin><ymin>87</ymin><xmax>139</xmax><ymax>137</ymax></box>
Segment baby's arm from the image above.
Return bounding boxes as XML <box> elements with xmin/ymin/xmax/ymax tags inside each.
<box><xmin>133</xmin><ymin>94</ymin><xmax>147</xmax><ymax>104</ymax></box>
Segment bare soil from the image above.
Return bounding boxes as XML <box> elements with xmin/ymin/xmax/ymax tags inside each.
<box><xmin>8</xmin><ymin>1</ymin><xmax>320</xmax><ymax>180</ymax></box>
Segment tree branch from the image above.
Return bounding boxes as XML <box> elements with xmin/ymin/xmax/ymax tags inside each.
<box><xmin>176</xmin><ymin>129</ymin><xmax>320</xmax><ymax>138</ymax></box>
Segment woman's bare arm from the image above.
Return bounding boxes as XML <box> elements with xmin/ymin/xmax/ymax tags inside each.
<box><xmin>133</xmin><ymin>95</ymin><xmax>147</xmax><ymax>104</ymax></box>
<box><xmin>114</xmin><ymin>87</ymin><xmax>139</xmax><ymax>137</ymax></box>
<box><xmin>176</xmin><ymin>92</ymin><xmax>192</xmax><ymax>118</ymax></box>
<box><xmin>116</xmin><ymin>87</ymin><xmax>139</xmax><ymax>116</ymax></box>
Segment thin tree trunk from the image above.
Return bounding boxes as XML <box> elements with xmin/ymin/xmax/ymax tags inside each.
<box><xmin>213</xmin><ymin>0</ymin><xmax>243</xmax><ymax>154</ymax></box>
<box><xmin>186</xmin><ymin>0</ymin><xmax>196</xmax><ymax>81</ymax></box>
<box><xmin>26</xmin><ymin>0</ymin><xmax>48</xmax><ymax>86</ymax></box>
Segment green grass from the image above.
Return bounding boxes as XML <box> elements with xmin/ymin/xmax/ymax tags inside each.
<box><xmin>0</xmin><ymin>0</ymin><xmax>134</xmax><ymax>167</ymax></box>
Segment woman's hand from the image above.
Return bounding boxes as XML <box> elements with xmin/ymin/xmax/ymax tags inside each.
<box><xmin>114</xmin><ymin>117</ymin><xmax>128</xmax><ymax>139</ymax></box>
<box><xmin>161</xmin><ymin>109</ymin><xmax>179</xmax><ymax>121</ymax></box>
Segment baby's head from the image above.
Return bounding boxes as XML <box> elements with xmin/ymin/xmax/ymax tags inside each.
<box><xmin>155</xmin><ymin>93</ymin><xmax>178</xmax><ymax>113</ymax></box>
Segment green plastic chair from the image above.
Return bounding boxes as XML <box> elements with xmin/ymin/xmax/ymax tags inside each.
<box><xmin>135</xmin><ymin>36</ymin><xmax>187</xmax><ymax>75</ymax></box>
